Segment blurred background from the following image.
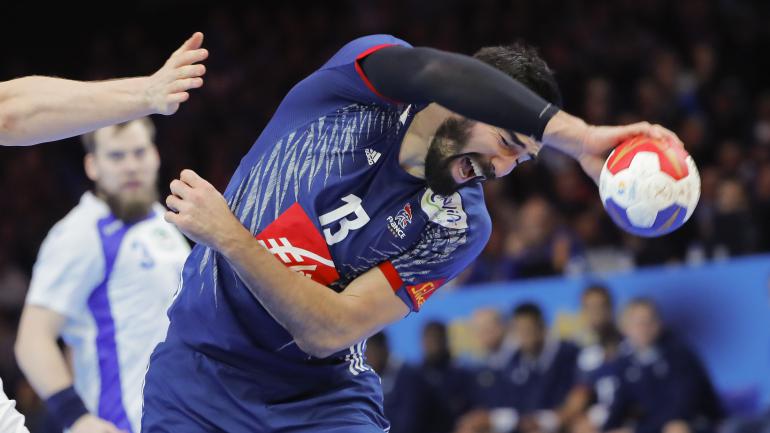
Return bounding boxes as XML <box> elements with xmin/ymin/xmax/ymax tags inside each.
<box><xmin>1</xmin><ymin>1</ymin><xmax>769</xmax><ymax>432</ymax></box>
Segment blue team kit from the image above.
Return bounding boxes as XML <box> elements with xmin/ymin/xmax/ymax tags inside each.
<box><xmin>141</xmin><ymin>35</ymin><xmax>491</xmax><ymax>432</ymax></box>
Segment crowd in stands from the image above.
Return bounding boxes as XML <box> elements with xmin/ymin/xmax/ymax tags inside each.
<box><xmin>368</xmin><ymin>285</ymin><xmax>754</xmax><ymax>433</ymax></box>
<box><xmin>1</xmin><ymin>1</ymin><xmax>769</xmax><ymax>431</ymax></box>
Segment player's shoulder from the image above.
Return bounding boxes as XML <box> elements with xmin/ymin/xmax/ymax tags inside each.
<box><xmin>418</xmin><ymin>185</ymin><xmax>492</xmax><ymax>241</ymax></box>
<box><xmin>46</xmin><ymin>192</ymin><xmax>109</xmax><ymax>245</ymax></box>
<box><xmin>320</xmin><ymin>34</ymin><xmax>413</xmax><ymax>70</ymax></box>
<box><xmin>142</xmin><ymin>203</ymin><xmax>192</xmax><ymax>249</ymax></box>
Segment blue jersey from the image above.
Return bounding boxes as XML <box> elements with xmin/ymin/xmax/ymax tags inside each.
<box><xmin>166</xmin><ymin>35</ymin><xmax>491</xmax><ymax>380</ymax></box>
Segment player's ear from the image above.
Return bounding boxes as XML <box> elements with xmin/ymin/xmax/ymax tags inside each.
<box><xmin>84</xmin><ymin>153</ymin><xmax>99</xmax><ymax>182</ymax></box>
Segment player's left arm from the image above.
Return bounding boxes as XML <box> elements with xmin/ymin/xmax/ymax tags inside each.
<box><xmin>165</xmin><ymin>170</ymin><xmax>408</xmax><ymax>358</ymax></box>
<box><xmin>0</xmin><ymin>32</ymin><xmax>207</xmax><ymax>147</ymax></box>
<box><xmin>361</xmin><ymin>46</ymin><xmax>683</xmax><ymax>184</ymax></box>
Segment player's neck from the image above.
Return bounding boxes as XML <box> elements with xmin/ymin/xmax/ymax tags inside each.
<box><xmin>398</xmin><ymin>103</ymin><xmax>453</xmax><ymax>179</ymax></box>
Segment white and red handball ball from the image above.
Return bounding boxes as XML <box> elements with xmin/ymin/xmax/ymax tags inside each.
<box><xmin>598</xmin><ymin>135</ymin><xmax>701</xmax><ymax>237</ymax></box>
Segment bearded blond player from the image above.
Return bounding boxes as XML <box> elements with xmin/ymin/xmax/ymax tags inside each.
<box><xmin>0</xmin><ymin>32</ymin><xmax>206</xmax><ymax>433</ymax></box>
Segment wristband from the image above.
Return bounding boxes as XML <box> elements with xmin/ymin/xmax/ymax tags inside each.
<box><xmin>45</xmin><ymin>386</ymin><xmax>88</xmax><ymax>428</ymax></box>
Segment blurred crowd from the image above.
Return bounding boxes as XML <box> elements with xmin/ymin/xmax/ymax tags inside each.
<box><xmin>368</xmin><ymin>285</ymin><xmax>769</xmax><ymax>433</ymax></box>
<box><xmin>1</xmin><ymin>1</ymin><xmax>769</xmax><ymax>294</ymax></box>
<box><xmin>1</xmin><ymin>0</ymin><xmax>770</xmax><ymax>430</ymax></box>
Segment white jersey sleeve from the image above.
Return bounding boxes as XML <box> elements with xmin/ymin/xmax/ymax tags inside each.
<box><xmin>26</xmin><ymin>216</ymin><xmax>105</xmax><ymax>317</ymax></box>
<box><xmin>0</xmin><ymin>378</ymin><xmax>30</xmax><ymax>433</ymax></box>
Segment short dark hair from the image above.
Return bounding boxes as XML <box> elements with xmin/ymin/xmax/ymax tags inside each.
<box><xmin>582</xmin><ymin>283</ymin><xmax>613</xmax><ymax>306</ymax></box>
<box><xmin>473</xmin><ymin>43</ymin><xmax>562</xmax><ymax>107</ymax></box>
<box><xmin>423</xmin><ymin>320</ymin><xmax>447</xmax><ymax>337</ymax></box>
<box><xmin>82</xmin><ymin>117</ymin><xmax>156</xmax><ymax>154</ymax></box>
<box><xmin>512</xmin><ymin>302</ymin><xmax>545</xmax><ymax>326</ymax></box>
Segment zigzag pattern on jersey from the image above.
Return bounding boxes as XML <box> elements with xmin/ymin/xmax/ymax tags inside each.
<box><xmin>329</xmin><ymin>221</ymin><xmax>468</xmax><ymax>292</ymax></box>
<box><xmin>230</xmin><ymin>103</ymin><xmax>402</xmax><ymax>233</ymax></box>
<box><xmin>193</xmin><ymin>103</ymin><xmax>404</xmax><ymax>299</ymax></box>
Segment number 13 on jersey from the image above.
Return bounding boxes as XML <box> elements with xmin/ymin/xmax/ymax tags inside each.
<box><xmin>318</xmin><ymin>194</ymin><xmax>370</xmax><ymax>245</ymax></box>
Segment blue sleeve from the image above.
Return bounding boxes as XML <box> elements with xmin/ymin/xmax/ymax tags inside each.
<box><xmin>283</xmin><ymin>34</ymin><xmax>413</xmax><ymax>111</ymax></box>
<box><xmin>378</xmin><ymin>187</ymin><xmax>491</xmax><ymax>312</ymax></box>
<box><xmin>320</xmin><ymin>34</ymin><xmax>413</xmax><ymax>71</ymax></box>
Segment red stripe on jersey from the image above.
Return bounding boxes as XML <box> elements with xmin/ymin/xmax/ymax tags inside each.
<box><xmin>378</xmin><ymin>261</ymin><xmax>404</xmax><ymax>291</ymax></box>
<box><xmin>354</xmin><ymin>43</ymin><xmax>402</xmax><ymax>104</ymax></box>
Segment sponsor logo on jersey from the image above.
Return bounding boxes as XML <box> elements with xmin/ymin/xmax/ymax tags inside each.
<box><xmin>387</xmin><ymin>203</ymin><xmax>413</xmax><ymax>239</ymax></box>
<box><xmin>256</xmin><ymin>203</ymin><xmax>339</xmax><ymax>285</ymax></box>
<box><xmin>365</xmin><ymin>148</ymin><xmax>381</xmax><ymax>165</ymax></box>
<box><xmin>406</xmin><ymin>279</ymin><xmax>444</xmax><ymax>310</ymax></box>
<box><xmin>420</xmin><ymin>189</ymin><xmax>468</xmax><ymax>230</ymax></box>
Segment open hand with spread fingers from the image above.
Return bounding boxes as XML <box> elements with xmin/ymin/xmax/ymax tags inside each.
<box><xmin>145</xmin><ymin>32</ymin><xmax>209</xmax><ymax>115</ymax></box>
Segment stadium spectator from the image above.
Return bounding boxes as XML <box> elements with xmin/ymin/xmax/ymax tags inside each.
<box><xmin>468</xmin><ymin>308</ymin><xmax>513</xmax><ymax>369</ymax></box>
<box><xmin>459</xmin><ymin>303</ymin><xmax>579</xmax><ymax>433</ymax></box>
<box><xmin>420</xmin><ymin>321</ymin><xmax>474</xmax><ymax>433</ymax></box>
<box><xmin>365</xmin><ymin>332</ymin><xmax>428</xmax><ymax>433</ymax></box>
<box><xmin>558</xmin><ymin>284</ymin><xmax>624</xmax><ymax>433</ymax></box>
<box><xmin>603</xmin><ymin>298</ymin><xmax>723</xmax><ymax>433</ymax></box>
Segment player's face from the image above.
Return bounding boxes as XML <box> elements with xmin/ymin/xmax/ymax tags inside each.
<box><xmin>425</xmin><ymin>118</ymin><xmax>536</xmax><ymax>196</ymax></box>
<box><xmin>472</xmin><ymin>310</ymin><xmax>505</xmax><ymax>353</ymax></box>
<box><xmin>512</xmin><ymin>316</ymin><xmax>545</xmax><ymax>353</ymax></box>
<box><xmin>622</xmin><ymin>305</ymin><xmax>661</xmax><ymax>350</ymax></box>
<box><xmin>582</xmin><ymin>292</ymin><xmax>613</xmax><ymax>331</ymax></box>
<box><xmin>85</xmin><ymin>121</ymin><xmax>160</xmax><ymax>222</ymax></box>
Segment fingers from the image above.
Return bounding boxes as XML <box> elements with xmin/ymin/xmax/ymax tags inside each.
<box><xmin>175</xmin><ymin>32</ymin><xmax>204</xmax><ymax>55</ymax></box>
<box><xmin>172</xmin><ymin>48</ymin><xmax>209</xmax><ymax>69</ymax></box>
<box><xmin>170</xmin><ymin>178</ymin><xmax>192</xmax><ymax>198</ymax></box>
<box><xmin>176</xmin><ymin>63</ymin><xmax>207</xmax><ymax>80</ymax></box>
<box><xmin>165</xmin><ymin>210</ymin><xmax>180</xmax><ymax>225</ymax></box>
<box><xmin>615</xmin><ymin>121</ymin><xmax>685</xmax><ymax>149</ymax></box>
<box><xmin>652</xmin><ymin>124</ymin><xmax>685</xmax><ymax>148</ymax></box>
<box><xmin>180</xmin><ymin>169</ymin><xmax>204</xmax><ymax>187</ymax></box>
<box><xmin>166</xmin><ymin>194</ymin><xmax>184</xmax><ymax>212</ymax></box>
<box><xmin>167</xmin><ymin>92</ymin><xmax>189</xmax><ymax>105</ymax></box>
<box><xmin>169</xmin><ymin>77</ymin><xmax>204</xmax><ymax>94</ymax></box>
<box><xmin>619</xmin><ymin>121</ymin><xmax>659</xmax><ymax>140</ymax></box>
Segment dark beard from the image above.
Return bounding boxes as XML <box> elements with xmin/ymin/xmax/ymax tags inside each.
<box><xmin>424</xmin><ymin>117</ymin><xmax>473</xmax><ymax>196</ymax></box>
<box><xmin>425</xmin><ymin>137</ymin><xmax>463</xmax><ymax>196</ymax></box>
<box><xmin>100</xmin><ymin>186</ymin><xmax>158</xmax><ymax>223</ymax></box>
<box><xmin>424</xmin><ymin>117</ymin><xmax>494</xmax><ymax>196</ymax></box>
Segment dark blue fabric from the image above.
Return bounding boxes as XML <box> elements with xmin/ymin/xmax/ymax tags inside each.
<box><xmin>141</xmin><ymin>332</ymin><xmax>389</xmax><ymax>433</ymax></box>
<box><xmin>470</xmin><ymin>340</ymin><xmax>579</xmax><ymax>414</ymax></box>
<box><xmin>603</xmin><ymin>333</ymin><xmax>724</xmax><ymax>433</ymax></box>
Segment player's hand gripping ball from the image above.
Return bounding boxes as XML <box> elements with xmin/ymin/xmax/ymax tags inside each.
<box><xmin>599</xmin><ymin>135</ymin><xmax>701</xmax><ymax>237</ymax></box>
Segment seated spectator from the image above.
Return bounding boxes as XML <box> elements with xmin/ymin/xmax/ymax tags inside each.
<box><xmin>365</xmin><ymin>332</ymin><xmax>428</xmax><ymax>433</ymax></box>
<box><xmin>603</xmin><ymin>299</ymin><xmax>723</xmax><ymax>433</ymax></box>
<box><xmin>467</xmin><ymin>308</ymin><xmax>514</xmax><ymax>369</ymax></box>
<box><xmin>420</xmin><ymin>321</ymin><xmax>474</xmax><ymax>433</ymax></box>
<box><xmin>506</xmin><ymin>197</ymin><xmax>579</xmax><ymax>279</ymax></box>
<box><xmin>558</xmin><ymin>284</ymin><xmax>624</xmax><ymax>433</ymax></box>
<box><xmin>458</xmin><ymin>303</ymin><xmax>579</xmax><ymax>433</ymax></box>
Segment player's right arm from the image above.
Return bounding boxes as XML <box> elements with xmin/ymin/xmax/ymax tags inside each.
<box><xmin>0</xmin><ymin>32</ymin><xmax>207</xmax><ymax>147</ymax></box>
<box><xmin>14</xmin><ymin>216</ymin><xmax>123</xmax><ymax>433</ymax></box>
<box><xmin>15</xmin><ymin>307</ymin><xmax>123</xmax><ymax>433</ymax></box>
<box><xmin>166</xmin><ymin>170</ymin><xmax>489</xmax><ymax>358</ymax></box>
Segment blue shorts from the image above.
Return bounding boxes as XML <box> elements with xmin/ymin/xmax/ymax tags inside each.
<box><xmin>141</xmin><ymin>335</ymin><xmax>390</xmax><ymax>433</ymax></box>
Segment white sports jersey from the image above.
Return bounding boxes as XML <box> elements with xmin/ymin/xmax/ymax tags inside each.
<box><xmin>25</xmin><ymin>192</ymin><xmax>190</xmax><ymax>433</ymax></box>
<box><xmin>0</xmin><ymin>378</ymin><xmax>29</xmax><ymax>433</ymax></box>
